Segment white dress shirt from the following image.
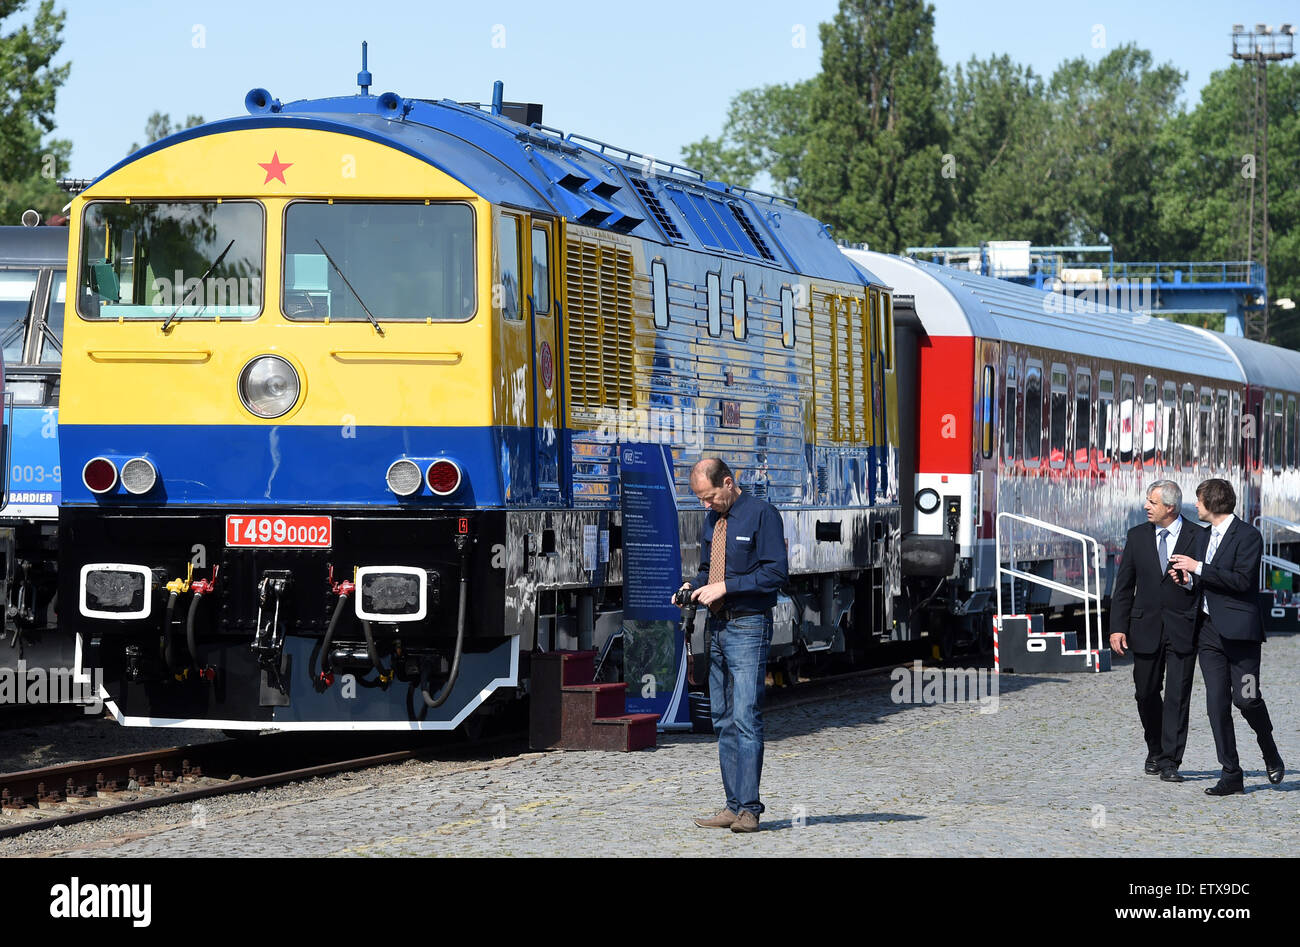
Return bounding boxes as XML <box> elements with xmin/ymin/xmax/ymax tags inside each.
<box><xmin>1195</xmin><ymin>514</ymin><xmax>1235</xmax><ymax>613</ymax></box>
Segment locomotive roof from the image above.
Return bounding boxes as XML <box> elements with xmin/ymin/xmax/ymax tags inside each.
<box><xmin>92</xmin><ymin>91</ymin><xmax>873</xmax><ymax>286</ymax></box>
<box><xmin>843</xmin><ymin>249</ymin><xmax>1243</xmax><ymax>382</ymax></box>
<box><xmin>0</xmin><ymin>226</ymin><xmax>68</xmax><ymax>266</ymax></box>
<box><xmin>1187</xmin><ymin>328</ymin><xmax>1300</xmax><ymax>395</ymax></box>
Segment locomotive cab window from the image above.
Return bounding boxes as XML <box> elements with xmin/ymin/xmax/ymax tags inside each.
<box><xmin>281</xmin><ymin>201</ymin><xmax>475</xmax><ymax>322</ymax></box>
<box><xmin>531</xmin><ymin>225</ymin><xmax>550</xmax><ymax>315</ymax></box>
<box><xmin>0</xmin><ymin>268</ymin><xmax>39</xmax><ymax>362</ymax></box>
<box><xmin>78</xmin><ymin>200</ymin><xmax>264</xmax><ymax>321</ymax></box>
<box><xmin>38</xmin><ymin>271</ymin><xmax>65</xmax><ymax>364</ymax></box>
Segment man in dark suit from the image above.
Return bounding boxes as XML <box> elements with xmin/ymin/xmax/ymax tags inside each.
<box><xmin>1169</xmin><ymin>478</ymin><xmax>1285</xmax><ymax>795</ymax></box>
<box><xmin>1109</xmin><ymin>480</ymin><xmax>1205</xmax><ymax>782</ymax></box>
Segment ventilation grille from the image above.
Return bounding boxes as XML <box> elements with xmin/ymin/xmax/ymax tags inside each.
<box><xmin>729</xmin><ymin>203</ymin><xmax>775</xmax><ymax>261</ymax></box>
<box><xmin>566</xmin><ymin>236</ymin><xmax>635</xmax><ymax>416</ymax></box>
<box><xmin>629</xmin><ymin>177</ymin><xmax>683</xmax><ymax>240</ymax></box>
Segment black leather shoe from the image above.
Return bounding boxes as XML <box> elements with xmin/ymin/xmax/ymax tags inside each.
<box><xmin>1265</xmin><ymin>759</ymin><xmax>1285</xmax><ymax>785</ymax></box>
<box><xmin>1159</xmin><ymin>768</ymin><xmax>1185</xmax><ymax>783</ymax></box>
<box><xmin>1144</xmin><ymin>759</ymin><xmax>1161</xmax><ymax>775</ymax></box>
<box><xmin>1204</xmin><ymin>777</ymin><xmax>1245</xmax><ymax>796</ymax></box>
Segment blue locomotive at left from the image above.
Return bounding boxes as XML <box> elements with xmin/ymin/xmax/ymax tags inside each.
<box><xmin>0</xmin><ymin>223</ymin><xmax>66</xmax><ymax>674</ymax></box>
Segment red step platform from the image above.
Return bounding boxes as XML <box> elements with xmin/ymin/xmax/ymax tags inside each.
<box><xmin>528</xmin><ymin>650</ymin><xmax>658</xmax><ymax>751</ymax></box>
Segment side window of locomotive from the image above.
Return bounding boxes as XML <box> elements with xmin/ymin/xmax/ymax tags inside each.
<box><xmin>1097</xmin><ymin>372</ymin><xmax>1114</xmax><ymax>468</ymax></box>
<box><xmin>706</xmin><ymin>272</ymin><xmax>721</xmax><ymax>337</ymax></box>
<box><xmin>652</xmin><ymin>260</ymin><xmax>669</xmax><ymax>330</ymax></box>
<box><xmin>1142</xmin><ymin>376</ymin><xmax>1157</xmax><ymax>466</ymax></box>
<box><xmin>1003</xmin><ymin>361</ymin><xmax>1017</xmax><ymax>462</ymax></box>
<box><xmin>1162</xmin><ymin>381</ymin><xmax>1177</xmax><ymax>467</ymax></box>
<box><xmin>732</xmin><ymin>277</ymin><xmax>746</xmax><ymax>340</ymax></box>
<box><xmin>282</xmin><ymin>201</ymin><xmax>475</xmax><ymax>321</ymax></box>
<box><xmin>1023</xmin><ymin>361</ymin><xmax>1042</xmax><ymax>467</ymax></box>
<box><xmin>1181</xmin><ymin>385</ymin><xmax>1195</xmax><ymax>471</ymax></box>
<box><xmin>882</xmin><ymin>293</ymin><xmax>894</xmax><ymax>372</ymax></box>
<box><xmin>80</xmin><ymin>200</ymin><xmax>265</xmax><ymax>321</ymax></box>
<box><xmin>780</xmin><ymin>285</ymin><xmax>794</xmax><ymax>348</ymax></box>
<box><xmin>1074</xmin><ymin>369</ymin><xmax>1091</xmax><ymax>468</ymax></box>
<box><xmin>1118</xmin><ymin>376</ymin><xmax>1135</xmax><ymax>464</ymax></box>
<box><xmin>1199</xmin><ymin>388</ymin><xmax>1213</xmax><ymax>467</ymax></box>
<box><xmin>981</xmin><ymin>365</ymin><xmax>995</xmax><ymax>459</ymax></box>
<box><xmin>497</xmin><ymin>215</ymin><xmax>522</xmax><ymax>322</ymax></box>
<box><xmin>1049</xmin><ymin>364</ymin><xmax>1067</xmax><ymax>468</ymax></box>
<box><xmin>531</xmin><ymin>226</ymin><xmax>550</xmax><ymax>315</ymax></box>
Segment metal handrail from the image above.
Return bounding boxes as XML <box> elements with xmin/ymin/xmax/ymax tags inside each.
<box><xmin>1255</xmin><ymin>516</ymin><xmax>1300</xmax><ymax>592</ymax></box>
<box><xmin>995</xmin><ymin>512</ymin><xmax>1105</xmax><ymax>670</ymax></box>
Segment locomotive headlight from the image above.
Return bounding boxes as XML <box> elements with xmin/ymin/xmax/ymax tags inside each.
<box><xmin>355</xmin><ymin>566</ymin><xmax>428</xmax><ymax>622</ymax></box>
<box><xmin>425</xmin><ymin>459</ymin><xmax>463</xmax><ymax>496</ymax></box>
<box><xmin>386</xmin><ymin>459</ymin><xmax>423</xmax><ymax>497</ymax></box>
<box><xmin>83</xmin><ymin>457</ymin><xmax>119</xmax><ymax>495</ymax></box>
<box><xmin>80</xmin><ymin>563</ymin><xmax>153</xmax><ymax>619</ymax></box>
<box><xmin>238</xmin><ymin>355</ymin><xmax>300</xmax><ymax>419</ymax></box>
<box><xmin>121</xmin><ymin>457</ymin><xmax>158</xmax><ymax>495</ymax></box>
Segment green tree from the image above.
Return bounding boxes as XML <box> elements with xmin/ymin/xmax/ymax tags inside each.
<box><xmin>1156</xmin><ymin>62</ymin><xmax>1300</xmax><ymax>348</ymax></box>
<box><xmin>0</xmin><ymin>0</ymin><xmax>70</xmax><ymax>224</ymax></box>
<box><xmin>128</xmin><ymin>111</ymin><xmax>205</xmax><ymax>154</ymax></box>
<box><xmin>680</xmin><ymin>81</ymin><xmax>814</xmax><ymax>197</ymax></box>
<box><xmin>799</xmin><ymin>0</ymin><xmax>952</xmax><ymax>251</ymax></box>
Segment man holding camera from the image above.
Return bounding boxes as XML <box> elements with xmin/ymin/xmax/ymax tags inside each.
<box><xmin>676</xmin><ymin>458</ymin><xmax>787</xmax><ymax>833</ymax></box>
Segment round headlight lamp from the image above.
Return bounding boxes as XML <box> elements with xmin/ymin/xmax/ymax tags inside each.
<box><xmin>238</xmin><ymin>355</ymin><xmax>300</xmax><ymax>419</ymax></box>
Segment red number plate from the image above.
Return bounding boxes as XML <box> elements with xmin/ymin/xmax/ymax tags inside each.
<box><xmin>226</xmin><ymin>515</ymin><xmax>332</xmax><ymax>548</ymax></box>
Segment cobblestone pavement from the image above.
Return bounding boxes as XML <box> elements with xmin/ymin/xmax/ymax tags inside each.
<box><xmin>25</xmin><ymin>635</ymin><xmax>1300</xmax><ymax>857</ymax></box>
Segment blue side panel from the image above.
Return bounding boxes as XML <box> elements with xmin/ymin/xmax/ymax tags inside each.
<box><xmin>1</xmin><ymin>406</ymin><xmax>61</xmax><ymax>517</ymax></box>
<box><xmin>59</xmin><ymin>424</ymin><xmax>546</xmax><ymax>507</ymax></box>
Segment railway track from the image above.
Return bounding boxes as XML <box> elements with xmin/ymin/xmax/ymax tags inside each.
<box><xmin>0</xmin><ymin>646</ymin><xmax>930</xmax><ymax>840</ymax></box>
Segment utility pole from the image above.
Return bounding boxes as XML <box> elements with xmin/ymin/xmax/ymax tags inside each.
<box><xmin>1232</xmin><ymin>23</ymin><xmax>1295</xmax><ymax>341</ymax></box>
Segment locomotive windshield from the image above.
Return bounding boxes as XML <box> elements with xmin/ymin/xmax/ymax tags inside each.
<box><xmin>0</xmin><ymin>268</ymin><xmax>39</xmax><ymax>362</ymax></box>
<box><xmin>77</xmin><ymin>201</ymin><xmax>264</xmax><ymax>321</ymax></box>
<box><xmin>281</xmin><ymin>202</ymin><xmax>475</xmax><ymax>322</ymax></box>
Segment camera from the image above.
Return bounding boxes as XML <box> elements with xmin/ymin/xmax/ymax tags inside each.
<box><xmin>673</xmin><ymin>587</ymin><xmax>694</xmax><ymax>608</ymax></box>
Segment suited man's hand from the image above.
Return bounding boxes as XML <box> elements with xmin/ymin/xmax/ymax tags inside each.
<box><xmin>1168</xmin><ymin>554</ymin><xmax>1199</xmax><ymax>573</ymax></box>
<box><xmin>1109</xmin><ymin>632</ymin><xmax>1127</xmax><ymax>656</ymax></box>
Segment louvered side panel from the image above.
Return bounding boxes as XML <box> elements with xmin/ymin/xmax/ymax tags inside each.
<box><xmin>811</xmin><ymin>289</ymin><xmax>836</xmax><ymax>445</ymax></box>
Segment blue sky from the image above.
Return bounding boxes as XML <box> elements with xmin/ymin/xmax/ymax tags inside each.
<box><xmin>33</xmin><ymin>0</ymin><xmax>1300</xmax><ymax>179</ymax></box>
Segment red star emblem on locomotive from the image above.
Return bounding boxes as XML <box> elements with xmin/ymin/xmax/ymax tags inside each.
<box><xmin>258</xmin><ymin>151</ymin><xmax>293</xmax><ymax>185</ymax></box>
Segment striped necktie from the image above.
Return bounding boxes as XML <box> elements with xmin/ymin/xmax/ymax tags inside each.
<box><xmin>707</xmin><ymin>515</ymin><xmax>727</xmax><ymax>615</ymax></box>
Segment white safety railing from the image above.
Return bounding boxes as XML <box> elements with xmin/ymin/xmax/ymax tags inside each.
<box><xmin>1255</xmin><ymin>516</ymin><xmax>1300</xmax><ymax>596</ymax></box>
<box><xmin>995</xmin><ymin>512</ymin><xmax>1105</xmax><ymax>669</ymax></box>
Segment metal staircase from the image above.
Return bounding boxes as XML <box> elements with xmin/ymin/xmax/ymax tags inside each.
<box><xmin>994</xmin><ymin>512</ymin><xmax>1110</xmax><ymax>673</ymax></box>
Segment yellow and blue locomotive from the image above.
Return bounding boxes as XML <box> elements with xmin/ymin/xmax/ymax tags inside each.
<box><xmin>59</xmin><ymin>59</ymin><xmax>900</xmax><ymax>730</ymax></box>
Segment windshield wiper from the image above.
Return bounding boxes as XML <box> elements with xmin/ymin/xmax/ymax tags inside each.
<box><xmin>162</xmin><ymin>239</ymin><xmax>235</xmax><ymax>332</ymax></box>
<box><xmin>314</xmin><ymin>239</ymin><xmax>383</xmax><ymax>336</ymax></box>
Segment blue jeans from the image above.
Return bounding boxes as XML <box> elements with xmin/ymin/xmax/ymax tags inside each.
<box><xmin>708</xmin><ymin>611</ymin><xmax>773</xmax><ymax>816</ymax></box>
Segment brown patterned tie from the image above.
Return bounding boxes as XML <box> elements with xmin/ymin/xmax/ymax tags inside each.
<box><xmin>707</xmin><ymin>515</ymin><xmax>727</xmax><ymax>615</ymax></box>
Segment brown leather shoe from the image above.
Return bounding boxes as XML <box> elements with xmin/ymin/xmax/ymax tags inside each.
<box><xmin>730</xmin><ymin>810</ymin><xmax>759</xmax><ymax>833</ymax></box>
<box><xmin>694</xmin><ymin>808</ymin><xmax>738</xmax><ymax>828</ymax></box>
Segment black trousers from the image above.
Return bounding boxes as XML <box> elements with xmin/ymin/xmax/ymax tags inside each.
<box><xmin>1198</xmin><ymin>615</ymin><xmax>1277</xmax><ymax>777</ymax></box>
<box><xmin>1132</xmin><ymin>635</ymin><xmax>1197</xmax><ymax>768</ymax></box>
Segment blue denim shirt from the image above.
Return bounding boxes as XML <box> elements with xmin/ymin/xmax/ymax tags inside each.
<box><xmin>689</xmin><ymin>490</ymin><xmax>788</xmax><ymax>613</ymax></box>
